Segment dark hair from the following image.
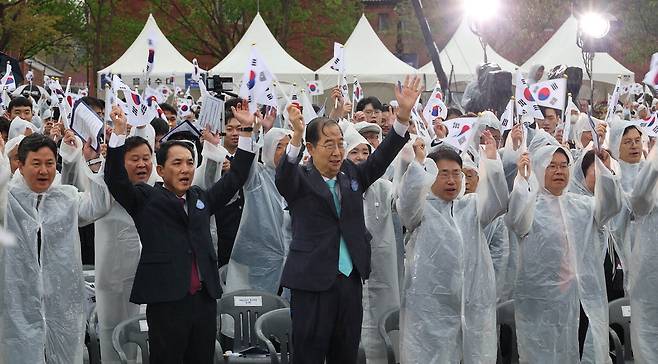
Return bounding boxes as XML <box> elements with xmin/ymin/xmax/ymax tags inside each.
<box><xmin>355</xmin><ymin>97</ymin><xmax>383</xmax><ymax>112</ymax></box>
<box><xmin>224</xmin><ymin>98</ymin><xmax>242</xmax><ymax>124</ymax></box>
<box><xmin>8</xmin><ymin>96</ymin><xmax>32</xmax><ymax>113</ymax></box>
<box><xmin>427</xmin><ymin>147</ymin><xmax>463</xmax><ymax>168</ymax></box>
<box><xmin>18</xmin><ymin>133</ymin><xmax>57</xmax><ymax>164</ymax></box>
<box><xmin>150</xmin><ymin>117</ymin><xmax>170</xmax><ymax>136</ymax></box>
<box><xmin>305</xmin><ymin>117</ymin><xmax>342</xmax><ymax>146</ymax></box>
<box><xmin>159</xmin><ymin>103</ymin><xmax>177</xmax><ymax>115</ymax></box>
<box><xmin>80</xmin><ymin>96</ymin><xmax>104</xmax><ymax>111</ymax></box>
<box><xmin>447</xmin><ymin>108</ymin><xmax>463</xmax><ymax>119</ymax></box>
<box><xmin>581</xmin><ymin>149</ymin><xmax>596</xmax><ymax>177</ymax></box>
<box><xmin>0</xmin><ymin>116</ymin><xmax>10</xmax><ymax>136</ymax></box>
<box><xmin>156</xmin><ymin>140</ymin><xmax>195</xmax><ymax>166</ymax></box>
<box><xmin>125</xmin><ymin>136</ymin><xmax>153</xmax><ymax>154</ymax></box>
<box><xmin>539</xmin><ymin>106</ymin><xmax>562</xmax><ymax>120</ymax></box>
<box><xmin>622</xmin><ymin>125</ymin><xmax>641</xmax><ymax>136</ymax></box>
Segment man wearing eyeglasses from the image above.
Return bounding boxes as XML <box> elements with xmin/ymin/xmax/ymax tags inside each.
<box><xmin>275</xmin><ymin>76</ymin><xmax>422</xmax><ymax>364</ymax></box>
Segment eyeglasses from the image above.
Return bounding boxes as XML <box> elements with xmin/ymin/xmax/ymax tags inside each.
<box><xmin>437</xmin><ymin>171</ymin><xmax>462</xmax><ymax>180</ymax></box>
<box><xmin>546</xmin><ymin>163</ymin><xmax>569</xmax><ymax>172</ymax></box>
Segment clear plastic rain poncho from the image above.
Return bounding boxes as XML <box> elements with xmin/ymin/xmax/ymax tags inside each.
<box><xmin>397</xmin><ymin>147</ymin><xmax>509</xmax><ymax>363</ymax></box>
<box><xmin>463</xmin><ymin>154</ymin><xmax>510</xmax><ymax>302</ymax></box>
<box><xmin>90</xmin><ymin>132</ymin><xmax>162</xmax><ymax>364</ymax></box>
<box><xmin>606</xmin><ymin>120</ymin><xmax>644</xmax><ymax>292</ymax></box>
<box><xmin>343</xmin><ymin>124</ymin><xmax>400</xmax><ymax>364</ymax></box>
<box><xmin>506</xmin><ymin>145</ymin><xmax>621</xmax><ymax>364</ymax></box>
<box><xmin>626</xmin><ymin>148</ymin><xmax>658</xmax><ymax>363</ymax></box>
<box><xmin>0</xmin><ymin>145</ymin><xmax>112</xmax><ymax>364</ymax></box>
<box><xmin>225</xmin><ymin>128</ymin><xmax>292</xmax><ymax>294</ymax></box>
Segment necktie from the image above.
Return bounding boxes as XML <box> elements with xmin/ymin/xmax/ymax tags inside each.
<box><xmin>179</xmin><ymin>197</ymin><xmax>201</xmax><ymax>294</ymax></box>
<box><xmin>326</xmin><ymin>179</ymin><xmax>353</xmax><ymax>276</ymax></box>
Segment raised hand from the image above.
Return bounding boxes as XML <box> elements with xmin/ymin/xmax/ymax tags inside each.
<box><xmin>230</xmin><ymin>99</ymin><xmax>255</xmax><ymax>128</ymax></box>
<box><xmin>202</xmin><ymin>128</ymin><xmax>221</xmax><ymax>146</ymax></box>
<box><xmin>63</xmin><ymin>130</ymin><xmax>78</xmax><ymax>148</ymax></box>
<box><xmin>110</xmin><ymin>106</ymin><xmax>128</xmax><ymax>135</ymax></box>
<box><xmin>517</xmin><ymin>152</ymin><xmax>531</xmax><ymax>180</ymax></box>
<box><xmin>511</xmin><ymin>123</ymin><xmax>524</xmax><ymax>151</ymax></box>
<box><xmin>261</xmin><ymin>106</ymin><xmax>277</xmax><ymax>133</ymax></box>
<box><xmin>288</xmin><ymin>104</ymin><xmax>304</xmax><ymax>148</ymax></box>
<box><xmin>595</xmin><ymin>122</ymin><xmax>607</xmax><ymax>145</ymax></box>
<box><xmin>394</xmin><ymin>75</ymin><xmax>423</xmax><ymax>124</ymax></box>
<box><xmin>412</xmin><ymin>137</ymin><xmax>426</xmax><ymax>163</ymax></box>
<box><xmin>482</xmin><ymin>130</ymin><xmax>498</xmax><ymax>160</ymax></box>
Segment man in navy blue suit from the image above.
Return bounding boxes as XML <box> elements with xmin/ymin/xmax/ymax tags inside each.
<box><xmin>104</xmin><ymin>103</ymin><xmax>256</xmax><ymax>364</ymax></box>
<box><xmin>276</xmin><ymin>76</ymin><xmax>423</xmax><ymax>363</ymax></box>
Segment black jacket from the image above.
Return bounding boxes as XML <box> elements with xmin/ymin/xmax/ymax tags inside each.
<box><xmin>275</xmin><ymin>129</ymin><xmax>409</xmax><ymax>291</ymax></box>
<box><xmin>104</xmin><ymin>145</ymin><xmax>254</xmax><ymax>304</ymax></box>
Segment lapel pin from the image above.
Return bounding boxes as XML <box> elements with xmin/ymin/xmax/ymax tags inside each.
<box><xmin>196</xmin><ymin>199</ymin><xmax>205</xmax><ymax>210</ymax></box>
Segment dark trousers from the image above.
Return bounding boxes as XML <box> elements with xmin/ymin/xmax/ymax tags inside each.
<box><xmin>290</xmin><ymin>273</ymin><xmax>363</xmax><ymax>364</ymax></box>
<box><xmin>146</xmin><ymin>287</ymin><xmax>217</xmax><ymax>364</ymax></box>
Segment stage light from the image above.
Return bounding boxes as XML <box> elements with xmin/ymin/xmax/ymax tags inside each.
<box><xmin>463</xmin><ymin>0</ymin><xmax>499</xmax><ymax>22</ymax></box>
<box><xmin>579</xmin><ymin>12</ymin><xmax>610</xmax><ymax>39</ymax></box>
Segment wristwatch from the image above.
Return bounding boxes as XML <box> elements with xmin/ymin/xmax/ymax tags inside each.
<box><xmin>86</xmin><ymin>157</ymin><xmax>103</xmax><ymax>166</ymax></box>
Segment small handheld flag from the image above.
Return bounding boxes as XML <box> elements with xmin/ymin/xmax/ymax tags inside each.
<box><xmin>515</xmin><ymin>70</ymin><xmax>544</xmax><ymax>120</ymax></box>
<box><xmin>643</xmin><ymin>52</ymin><xmax>658</xmax><ymax>92</ymax></box>
<box><xmin>307</xmin><ymin>80</ymin><xmax>324</xmax><ymax>96</ymax></box>
<box><xmin>0</xmin><ymin>63</ymin><xmax>17</xmax><ymax>92</ymax></box>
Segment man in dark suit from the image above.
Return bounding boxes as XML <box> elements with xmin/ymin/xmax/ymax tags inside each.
<box><xmin>275</xmin><ymin>76</ymin><xmax>422</xmax><ymax>363</ymax></box>
<box><xmin>104</xmin><ymin>104</ymin><xmax>256</xmax><ymax>364</ymax></box>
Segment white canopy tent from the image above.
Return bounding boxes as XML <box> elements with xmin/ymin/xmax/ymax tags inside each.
<box><xmin>98</xmin><ymin>14</ymin><xmax>200</xmax><ymax>87</ymax></box>
<box><xmin>419</xmin><ymin>17</ymin><xmax>519</xmax><ymax>87</ymax></box>
<box><xmin>315</xmin><ymin>14</ymin><xmax>418</xmax><ymax>88</ymax></box>
<box><xmin>521</xmin><ymin>16</ymin><xmax>633</xmax><ymax>84</ymax></box>
<box><xmin>209</xmin><ymin>13</ymin><xmax>314</xmax><ymax>88</ymax></box>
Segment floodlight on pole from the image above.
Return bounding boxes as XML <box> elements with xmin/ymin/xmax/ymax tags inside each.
<box><xmin>576</xmin><ymin>11</ymin><xmax>611</xmax><ymax>123</ymax></box>
<box><xmin>579</xmin><ymin>12</ymin><xmax>610</xmax><ymax>39</ymax></box>
<box><xmin>464</xmin><ymin>0</ymin><xmax>500</xmax><ymax>64</ymax></box>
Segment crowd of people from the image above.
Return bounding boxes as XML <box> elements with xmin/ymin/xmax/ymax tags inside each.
<box><xmin>0</xmin><ymin>70</ymin><xmax>657</xmax><ymax>364</ymax></box>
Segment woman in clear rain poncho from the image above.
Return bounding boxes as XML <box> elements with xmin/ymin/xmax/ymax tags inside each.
<box><xmin>626</xmin><ymin>146</ymin><xmax>658</xmax><ymax>363</ymax></box>
<box><xmin>397</xmin><ymin>130</ymin><xmax>508</xmax><ymax>364</ymax></box>
<box><xmin>507</xmin><ymin>144</ymin><xmax>621</xmax><ymax>364</ymax></box>
<box><xmin>343</xmin><ymin>123</ymin><xmax>400</xmax><ymax>364</ymax></box>
<box><xmin>224</xmin><ymin>127</ymin><xmax>292</xmax><ymax>294</ymax></box>
<box><xmin>0</xmin><ymin>132</ymin><xmax>112</xmax><ymax>364</ymax></box>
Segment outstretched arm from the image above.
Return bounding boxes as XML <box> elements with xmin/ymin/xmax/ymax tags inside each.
<box><xmin>478</xmin><ymin>130</ymin><xmax>510</xmax><ymax>226</ymax></box>
<box><xmin>356</xmin><ymin>76</ymin><xmax>420</xmax><ymax>189</ymax></box>
<box><xmin>103</xmin><ymin>106</ymin><xmax>149</xmax><ymax>215</ymax></box>
<box><xmin>593</xmin><ymin>150</ymin><xmax>622</xmax><ymax>226</ymax></box>
<box><xmin>505</xmin><ymin>153</ymin><xmax>536</xmax><ymax>237</ymax></box>
<box><xmin>275</xmin><ymin>105</ymin><xmax>305</xmax><ymax>202</ymax></box>
<box><xmin>207</xmin><ymin>100</ymin><xmax>256</xmax><ymax>214</ymax></box>
<box><xmin>396</xmin><ymin>138</ymin><xmax>434</xmax><ymax>231</ymax></box>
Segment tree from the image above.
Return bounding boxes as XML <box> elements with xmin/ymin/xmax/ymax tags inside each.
<box><xmin>0</xmin><ymin>0</ymin><xmax>84</xmax><ymax>60</ymax></box>
<box><xmin>146</xmin><ymin>0</ymin><xmax>361</xmax><ymax>69</ymax></box>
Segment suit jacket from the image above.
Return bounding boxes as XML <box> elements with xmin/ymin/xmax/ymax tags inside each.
<box><xmin>104</xmin><ymin>145</ymin><xmax>255</xmax><ymax>304</ymax></box>
<box><xmin>275</xmin><ymin>130</ymin><xmax>409</xmax><ymax>292</ymax></box>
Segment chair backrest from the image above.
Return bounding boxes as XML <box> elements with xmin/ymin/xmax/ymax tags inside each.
<box><xmin>378</xmin><ymin>308</ymin><xmax>399</xmax><ymax>364</ymax></box>
<box><xmin>112</xmin><ymin>313</ymin><xmax>150</xmax><ymax>364</ymax></box>
<box><xmin>255</xmin><ymin>308</ymin><xmax>292</xmax><ymax>364</ymax></box>
<box><xmin>496</xmin><ymin>300</ymin><xmax>519</xmax><ymax>364</ymax></box>
<box><xmin>218</xmin><ymin>289</ymin><xmax>290</xmax><ymax>353</ymax></box>
<box><xmin>608</xmin><ymin>297</ymin><xmax>633</xmax><ymax>361</ymax></box>
<box><xmin>219</xmin><ymin>264</ymin><xmax>228</xmax><ymax>292</ymax></box>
